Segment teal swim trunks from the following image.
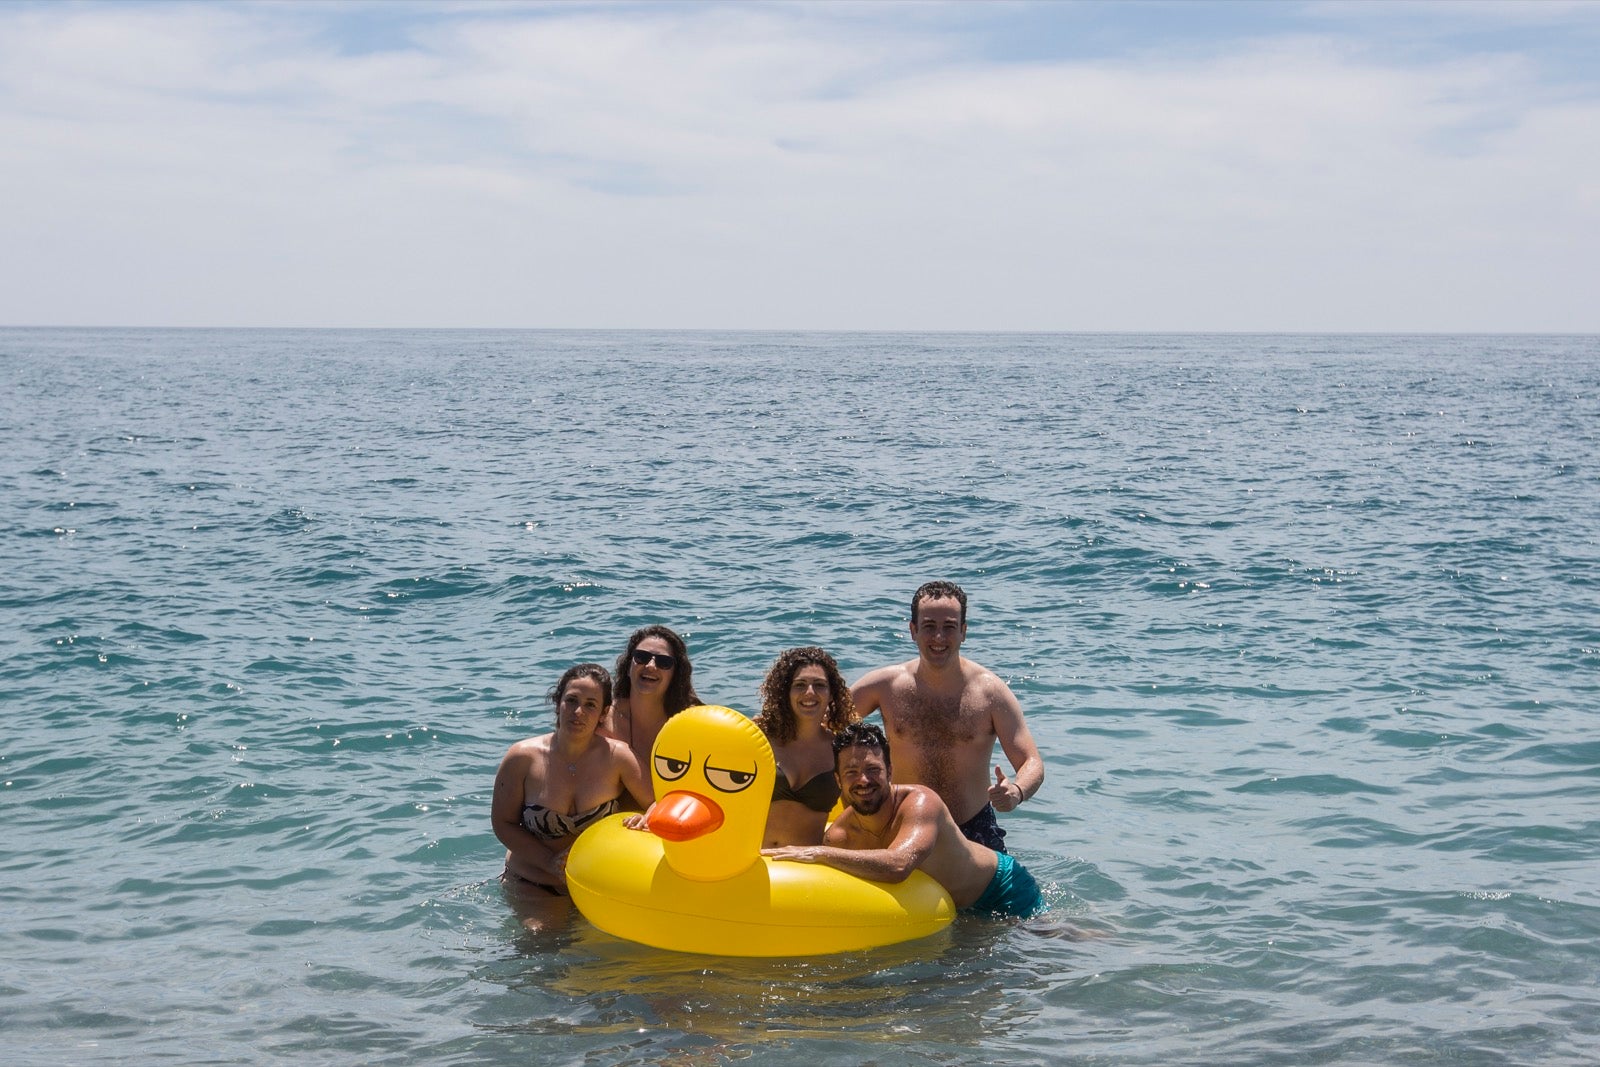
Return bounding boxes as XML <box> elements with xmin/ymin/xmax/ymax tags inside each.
<box><xmin>964</xmin><ymin>851</ymin><xmax>1044</xmax><ymax>918</ymax></box>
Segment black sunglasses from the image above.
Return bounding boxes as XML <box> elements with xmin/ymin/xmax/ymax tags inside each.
<box><xmin>631</xmin><ymin>649</ymin><xmax>678</xmax><ymax>670</ymax></box>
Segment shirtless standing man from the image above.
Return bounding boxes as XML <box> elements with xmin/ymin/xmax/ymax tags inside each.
<box><xmin>850</xmin><ymin>580</ymin><xmax>1043</xmax><ymax>853</ymax></box>
<box><xmin>763</xmin><ymin>723</ymin><xmax>1043</xmax><ymax>917</ymax></box>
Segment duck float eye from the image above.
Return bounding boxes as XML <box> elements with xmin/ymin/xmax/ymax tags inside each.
<box><xmin>655</xmin><ymin>753</ymin><xmax>691</xmax><ymax>781</ymax></box>
<box><xmin>703</xmin><ymin>763</ymin><xmax>757</xmax><ymax>793</ymax></box>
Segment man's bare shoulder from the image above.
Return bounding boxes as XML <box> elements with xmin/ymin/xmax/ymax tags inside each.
<box><xmin>897</xmin><ymin>783</ymin><xmax>945</xmax><ymax>815</ymax></box>
<box><xmin>961</xmin><ymin>657</ymin><xmax>1020</xmax><ymax>702</ymax></box>
<box><xmin>852</xmin><ymin>661</ymin><xmax>918</xmax><ymax>712</ymax></box>
<box><xmin>854</xmin><ymin>660</ymin><xmax>918</xmax><ymax>689</ymax></box>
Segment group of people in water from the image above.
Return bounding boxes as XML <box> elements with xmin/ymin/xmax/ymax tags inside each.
<box><xmin>491</xmin><ymin>580</ymin><xmax>1047</xmax><ymax>931</ymax></box>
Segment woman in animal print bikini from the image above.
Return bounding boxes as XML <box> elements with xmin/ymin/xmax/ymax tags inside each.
<box><xmin>491</xmin><ymin>663</ymin><xmax>652</xmax><ymax>919</ymax></box>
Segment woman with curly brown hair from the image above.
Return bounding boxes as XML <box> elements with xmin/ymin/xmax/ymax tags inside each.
<box><xmin>753</xmin><ymin>646</ymin><xmax>858</xmax><ymax>847</ymax></box>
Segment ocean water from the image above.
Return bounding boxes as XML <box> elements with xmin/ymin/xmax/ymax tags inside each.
<box><xmin>2</xmin><ymin>328</ymin><xmax>1597</xmax><ymax>1066</ymax></box>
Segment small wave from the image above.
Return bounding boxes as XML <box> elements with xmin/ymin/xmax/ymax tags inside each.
<box><xmin>379</xmin><ymin>572</ymin><xmax>493</xmax><ymax>602</ymax></box>
<box><xmin>1504</xmin><ymin>741</ymin><xmax>1600</xmax><ymax>768</ymax></box>
<box><xmin>115</xmin><ymin>621</ymin><xmax>209</xmax><ymax>644</ymax></box>
<box><xmin>1231</xmin><ymin>774</ymin><xmax>1400</xmax><ymax>797</ymax></box>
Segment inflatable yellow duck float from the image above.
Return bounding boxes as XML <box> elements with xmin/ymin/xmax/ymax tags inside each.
<box><xmin>566</xmin><ymin>704</ymin><xmax>955</xmax><ymax>956</ymax></box>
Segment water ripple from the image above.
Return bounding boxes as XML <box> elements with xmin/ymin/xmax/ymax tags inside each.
<box><xmin>3</xmin><ymin>329</ymin><xmax>1599</xmax><ymax>1066</ymax></box>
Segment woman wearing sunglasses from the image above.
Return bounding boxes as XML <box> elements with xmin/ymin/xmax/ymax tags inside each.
<box><xmin>605</xmin><ymin>625</ymin><xmax>701</xmax><ymax>786</ymax></box>
<box><xmin>754</xmin><ymin>646</ymin><xmax>859</xmax><ymax>847</ymax></box>
<box><xmin>492</xmin><ymin>663</ymin><xmax>652</xmax><ymax>930</ymax></box>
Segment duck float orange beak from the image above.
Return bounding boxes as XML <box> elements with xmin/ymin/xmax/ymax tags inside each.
<box><xmin>566</xmin><ymin>704</ymin><xmax>954</xmax><ymax>956</ymax></box>
<box><xmin>648</xmin><ymin>791</ymin><xmax>725</xmax><ymax>841</ymax></box>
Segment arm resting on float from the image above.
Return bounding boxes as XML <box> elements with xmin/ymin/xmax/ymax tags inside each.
<box><xmin>762</xmin><ymin>844</ymin><xmax>921</xmax><ymax>884</ymax></box>
<box><xmin>763</xmin><ymin>796</ymin><xmax>938</xmax><ymax>884</ymax></box>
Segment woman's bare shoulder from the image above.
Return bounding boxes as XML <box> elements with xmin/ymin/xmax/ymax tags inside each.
<box><xmin>599</xmin><ymin>700</ymin><xmax>631</xmax><ymax>739</ymax></box>
<box><xmin>598</xmin><ymin>733</ymin><xmax>639</xmax><ymax>763</ymax></box>
<box><xmin>503</xmin><ymin>734</ymin><xmax>548</xmax><ymax>759</ymax></box>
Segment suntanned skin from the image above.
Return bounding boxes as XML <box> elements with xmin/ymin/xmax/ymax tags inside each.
<box><xmin>762</xmin><ymin>742</ymin><xmax>998</xmax><ymax>908</ymax></box>
<box><xmin>600</xmin><ymin>634</ymin><xmax>677</xmax><ymax>793</ymax></box>
<box><xmin>850</xmin><ymin>595</ymin><xmax>1044</xmax><ymax>826</ymax></box>
<box><xmin>762</xmin><ymin>663</ymin><xmax>839</xmax><ymax>848</ymax></box>
<box><xmin>492</xmin><ymin>676</ymin><xmax>652</xmax><ymax>892</ymax></box>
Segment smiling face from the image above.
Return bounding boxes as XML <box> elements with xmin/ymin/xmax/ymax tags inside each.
<box><xmin>836</xmin><ymin>743</ymin><xmax>892</xmax><ymax>817</ymax></box>
<box><xmin>629</xmin><ymin>634</ymin><xmax>676</xmax><ymax>700</ymax></box>
<box><xmin>910</xmin><ymin>596</ymin><xmax>966</xmax><ymax>667</ymax></box>
<box><xmin>788</xmin><ymin>664</ymin><xmax>831</xmax><ymax>723</ymax></box>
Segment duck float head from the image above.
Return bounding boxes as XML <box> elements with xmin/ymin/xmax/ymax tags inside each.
<box><xmin>646</xmin><ymin>704</ymin><xmax>774</xmax><ymax>882</ymax></box>
<box><xmin>566</xmin><ymin>704</ymin><xmax>954</xmax><ymax>956</ymax></box>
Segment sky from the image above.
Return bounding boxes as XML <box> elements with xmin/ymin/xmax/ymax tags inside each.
<box><xmin>1</xmin><ymin>0</ymin><xmax>1597</xmax><ymax>332</ymax></box>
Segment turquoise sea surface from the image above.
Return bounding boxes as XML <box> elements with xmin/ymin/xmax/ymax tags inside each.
<box><xmin>2</xmin><ymin>329</ymin><xmax>1597</xmax><ymax>1065</ymax></box>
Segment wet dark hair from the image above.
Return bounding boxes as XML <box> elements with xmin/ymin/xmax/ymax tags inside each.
<box><xmin>613</xmin><ymin>624</ymin><xmax>700</xmax><ymax>716</ymax></box>
<box><xmin>832</xmin><ymin>721</ymin><xmax>891</xmax><ymax>775</ymax></box>
<box><xmin>548</xmin><ymin>662</ymin><xmax>612</xmax><ymax>710</ymax></box>
<box><xmin>754</xmin><ymin>646</ymin><xmax>858</xmax><ymax>745</ymax></box>
<box><xmin>912</xmin><ymin>580</ymin><xmax>967</xmax><ymax>626</ymax></box>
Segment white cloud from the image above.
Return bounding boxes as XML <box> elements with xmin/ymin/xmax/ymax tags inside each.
<box><xmin>0</xmin><ymin>1</ymin><xmax>1596</xmax><ymax>329</ymax></box>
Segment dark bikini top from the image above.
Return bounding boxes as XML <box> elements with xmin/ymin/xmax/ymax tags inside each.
<box><xmin>770</xmin><ymin>769</ymin><xmax>839</xmax><ymax>814</ymax></box>
<box><xmin>522</xmin><ymin>797</ymin><xmax>619</xmax><ymax>841</ymax></box>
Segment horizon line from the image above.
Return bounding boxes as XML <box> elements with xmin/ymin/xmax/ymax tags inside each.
<box><xmin>4</xmin><ymin>325</ymin><xmax>1598</xmax><ymax>338</ymax></box>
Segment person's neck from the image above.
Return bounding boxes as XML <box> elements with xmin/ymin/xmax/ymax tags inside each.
<box><xmin>851</xmin><ymin>789</ymin><xmax>899</xmax><ymax>838</ymax></box>
<box><xmin>552</xmin><ymin>725</ymin><xmax>590</xmax><ymax>760</ymax></box>
<box><xmin>915</xmin><ymin>655</ymin><xmax>963</xmax><ymax>686</ymax></box>
<box><xmin>794</xmin><ymin>716</ymin><xmax>830</xmax><ymax>742</ymax></box>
